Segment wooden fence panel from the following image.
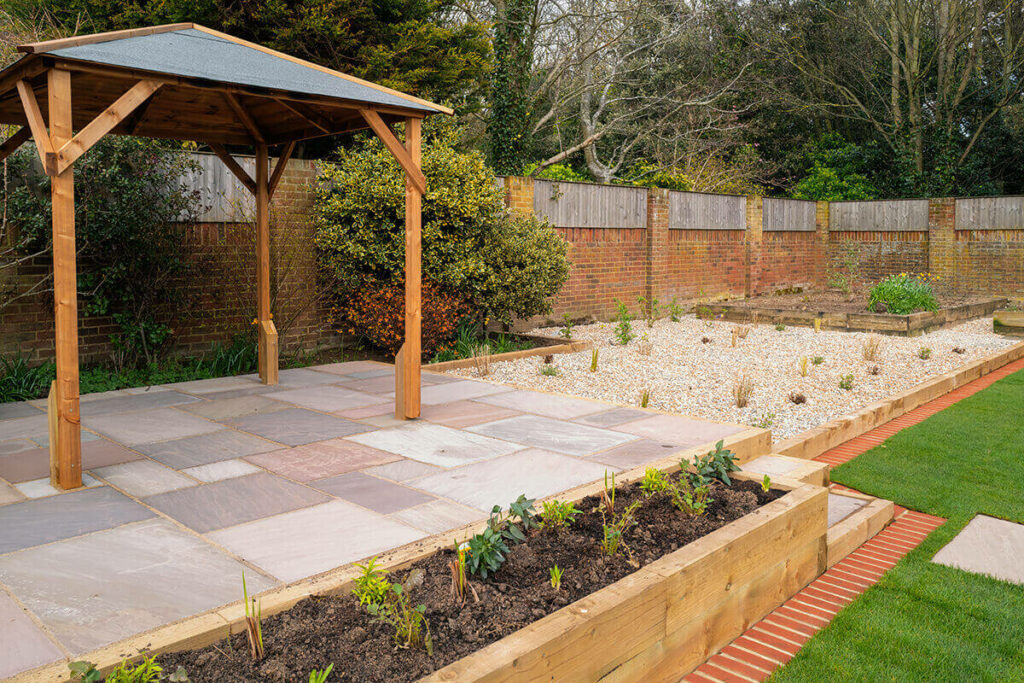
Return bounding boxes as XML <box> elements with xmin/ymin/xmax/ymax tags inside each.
<box><xmin>764</xmin><ymin>198</ymin><xmax>816</xmax><ymax>232</ymax></box>
<box><xmin>955</xmin><ymin>196</ymin><xmax>1024</xmax><ymax>230</ymax></box>
<box><xmin>668</xmin><ymin>191</ymin><xmax>746</xmax><ymax>230</ymax></box>
<box><xmin>829</xmin><ymin>200</ymin><xmax>928</xmax><ymax>232</ymax></box>
<box><xmin>533</xmin><ymin>180</ymin><xmax>648</xmax><ymax>229</ymax></box>
<box><xmin>181</xmin><ymin>152</ymin><xmax>256</xmax><ymax>222</ymax></box>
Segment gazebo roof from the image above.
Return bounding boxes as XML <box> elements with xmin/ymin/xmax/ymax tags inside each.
<box><xmin>0</xmin><ymin>23</ymin><xmax>450</xmax><ymax>146</ymax></box>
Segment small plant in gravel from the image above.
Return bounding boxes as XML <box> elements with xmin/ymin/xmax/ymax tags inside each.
<box><xmin>814</xmin><ymin>318</ymin><xmax>822</xmax><ymax>333</ymax></box>
<box><xmin>731</xmin><ymin>328</ymin><xmax>739</xmax><ymax>347</ymax></box>
<box><xmin>774</xmin><ymin>323</ymin><xmax>786</xmax><ymax>332</ymax></box>
<box><xmin>309</xmin><ymin>664</ymin><xmax>334</xmax><ymax>683</ymax></box>
<box><xmin>539</xmin><ymin>499</ymin><xmax>581</xmax><ymax>530</ymax></box>
<box><xmin>701</xmin><ymin>336</ymin><xmax>712</xmax><ymax>344</ymax></box>
<box><xmin>549</xmin><ymin>565</ymin><xmax>563</xmax><ymax>590</ymax></box>
<box><xmin>669</xmin><ymin>297</ymin><xmax>683</xmax><ymax>322</ymax></box>
<box><xmin>613</xmin><ymin>299</ymin><xmax>634</xmax><ymax>344</ymax></box>
<box><xmin>811</xmin><ymin>355</ymin><xmax>825</xmax><ymax>365</ymax></box>
<box><xmin>242</xmin><ymin>571</ymin><xmax>264</xmax><ymax>660</ymax></box>
<box><xmin>839</xmin><ymin>373</ymin><xmax>855</xmax><ymax>390</ymax></box>
<box><xmin>559</xmin><ymin>314</ymin><xmax>575</xmax><ymax>339</ymax></box>
<box><xmin>732</xmin><ymin>373</ymin><xmax>754</xmax><ymax>408</ymax></box>
<box><xmin>539</xmin><ymin>364</ymin><xmax>559</xmax><ymax>377</ymax></box>
<box><xmin>353</xmin><ymin>559</ymin><xmax>433</xmax><ymax>654</ymax></box>
<box><xmin>590</xmin><ymin>348</ymin><xmax>599</xmax><ymax>371</ymax></box>
<box><xmin>637</xmin><ymin>296</ymin><xmax>659</xmax><ymax>328</ymax></box>
<box><xmin>952</xmin><ymin>346</ymin><xmax>965</xmax><ymax>354</ymax></box>
<box><xmin>868</xmin><ymin>365</ymin><xmax>881</xmax><ymax>375</ymax></box>
<box><xmin>640</xmin><ymin>389</ymin><xmax>651</xmax><ymax>408</ymax></box>
<box><xmin>471</xmin><ymin>343</ymin><xmax>491</xmax><ymax>376</ymax></box>
<box><xmin>754</xmin><ymin>411</ymin><xmax>775</xmax><ymax>429</ymax></box>
<box><xmin>789</xmin><ymin>391</ymin><xmax>807</xmax><ymax>404</ymax></box>
<box><xmin>918</xmin><ymin>346</ymin><xmax>932</xmax><ymax>360</ymax></box>
<box><xmin>799</xmin><ymin>356</ymin><xmax>809</xmax><ymax>377</ymax></box>
<box><xmin>690</xmin><ymin>440</ymin><xmax>741</xmax><ymax>487</ymax></box>
<box><xmin>637</xmin><ymin>333</ymin><xmax>653</xmax><ymax>356</ymax></box>
<box><xmin>862</xmin><ymin>335</ymin><xmax>883</xmax><ymax>361</ymax></box>
<box><xmin>735</xmin><ymin>325</ymin><xmax>750</xmax><ymax>339</ymax></box>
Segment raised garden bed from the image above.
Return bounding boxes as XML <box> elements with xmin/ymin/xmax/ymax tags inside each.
<box><xmin>139</xmin><ymin>470</ymin><xmax>827</xmax><ymax>683</ymax></box>
<box><xmin>714</xmin><ymin>292</ymin><xmax>1005</xmax><ymax>336</ymax></box>
<box><xmin>994</xmin><ymin>310</ymin><xmax>1024</xmax><ymax>336</ymax></box>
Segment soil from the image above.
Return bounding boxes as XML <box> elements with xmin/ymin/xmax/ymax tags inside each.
<box><xmin>163</xmin><ymin>477</ymin><xmax>784</xmax><ymax>682</ymax></box>
<box><xmin>721</xmin><ymin>288</ymin><xmax>992</xmax><ymax>315</ymax></box>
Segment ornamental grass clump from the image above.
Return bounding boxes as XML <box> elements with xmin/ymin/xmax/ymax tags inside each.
<box><xmin>732</xmin><ymin>374</ymin><xmax>754</xmax><ymax>408</ymax></box>
<box><xmin>867</xmin><ymin>273</ymin><xmax>938</xmax><ymax>314</ymax></box>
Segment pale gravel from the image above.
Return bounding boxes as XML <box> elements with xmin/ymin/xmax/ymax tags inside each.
<box><xmin>445</xmin><ymin>316</ymin><xmax>1017</xmax><ymax>439</ymax></box>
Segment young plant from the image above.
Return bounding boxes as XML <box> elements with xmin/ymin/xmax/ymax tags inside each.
<box><xmin>774</xmin><ymin>323</ymin><xmax>786</xmax><ymax>332</ymax></box>
<box><xmin>471</xmin><ymin>343</ymin><xmax>491</xmax><ymax>377</ymax></box>
<box><xmin>539</xmin><ymin>499</ymin><xmax>581</xmax><ymax>530</ymax></box>
<box><xmin>309</xmin><ymin>664</ymin><xmax>334</xmax><ymax>683</ymax></box>
<box><xmin>613</xmin><ymin>299</ymin><xmax>634</xmax><ymax>344</ymax></box>
<box><xmin>640</xmin><ymin>389</ymin><xmax>651</xmax><ymax>408</ymax></box>
<box><xmin>637</xmin><ymin>295</ymin><xmax>659</xmax><ymax>328</ymax></box>
<box><xmin>590</xmin><ymin>348</ymin><xmax>599</xmax><ymax>372</ymax></box>
<box><xmin>735</xmin><ymin>325</ymin><xmax>751</xmax><ymax>339</ymax></box>
<box><xmin>486</xmin><ymin>494</ymin><xmax>539</xmax><ymax>544</ymax></box>
<box><xmin>839</xmin><ymin>373</ymin><xmax>855</xmax><ymax>390</ymax></box>
<box><xmin>862</xmin><ymin>335</ymin><xmax>883</xmax><ymax>361</ymax></box>
<box><xmin>637</xmin><ymin>333</ymin><xmax>653</xmax><ymax>356</ymax></box>
<box><xmin>761</xmin><ymin>474</ymin><xmax>771</xmax><ymax>492</ymax></box>
<box><xmin>732</xmin><ymin>373</ymin><xmax>754</xmax><ymax>408</ymax></box>
<box><xmin>811</xmin><ymin>355</ymin><xmax>825</xmax><ymax>365</ymax></box>
<box><xmin>354</xmin><ymin>557</ymin><xmax>432</xmax><ymax>653</ymax></box>
<box><xmin>731</xmin><ymin>328</ymin><xmax>738</xmax><ymax>347</ymax></box>
<box><xmin>918</xmin><ymin>346</ymin><xmax>932</xmax><ymax>360</ymax></box>
<box><xmin>799</xmin><ymin>356</ymin><xmax>809</xmax><ymax>377</ymax></box>
<box><xmin>601</xmin><ymin>498</ymin><xmax>641</xmax><ymax>558</ymax></box>
<box><xmin>789</xmin><ymin>391</ymin><xmax>807</xmax><ymax>404</ymax></box>
<box><xmin>466</xmin><ymin>526</ymin><xmax>508</xmax><ymax>579</ymax></box>
<box><xmin>449</xmin><ymin>541</ymin><xmax>468</xmax><ymax>604</ymax></box>
<box><xmin>690</xmin><ymin>441</ymin><xmax>741</xmax><ymax>487</ymax></box>
<box><xmin>242</xmin><ymin>570</ymin><xmax>264</xmax><ymax>660</ymax></box>
<box><xmin>549</xmin><ymin>565</ymin><xmax>563</xmax><ymax>591</ymax></box>
<box><xmin>952</xmin><ymin>346</ymin><xmax>965</xmax><ymax>354</ymax></box>
<box><xmin>669</xmin><ymin>297</ymin><xmax>683</xmax><ymax>322</ymax></box>
<box><xmin>814</xmin><ymin>318</ymin><xmax>822</xmax><ymax>333</ymax></box>
<box><xmin>559</xmin><ymin>314</ymin><xmax>575</xmax><ymax>339</ymax></box>
<box><xmin>640</xmin><ymin>467</ymin><xmax>710</xmax><ymax>515</ymax></box>
<box><xmin>868</xmin><ymin>365</ymin><xmax>881</xmax><ymax>375</ymax></box>
<box><xmin>754</xmin><ymin>411</ymin><xmax>775</xmax><ymax>429</ymax></box>
<box><xmin>69</xmin><ymin>658</ymin><xmax>189</xmax><ymax>683</ymax></box>
<box><xmin>640</xmin><ymin>467</ymin><xmax>670</xmax><ymax>497</ymax></box>
<box><xmin>539</xmin><ymin>364</ymin><xmax>559</xmax><ymax>377</ymax></box>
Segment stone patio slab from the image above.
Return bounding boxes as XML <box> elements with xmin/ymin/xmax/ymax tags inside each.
<box><xmin>93</xmin><ymin>461</ymin><xmax>197</xmax><ymax>497</ymax></box>
<box><xmin>181</xmin><ymin>459</ymin><xmax>263</xmax><ymax>482</ymax></box>
<box><xmin>828</xmin><ymin>493</ymin><xmax>868</xmax><ymax>526</ymax></box>
<box><xmin>138</xmin><ymin>430</ymin><xmax>279</xmax><ymax>469</ymax></box>
<box><xmin>15</xmin><ymin>474</ymin><xmax>100</xmax><ymax>499</ymax></box>
<box><xmin>143</xmin><ymin>472</ymin><xmax>330</xmax><ymax>533</ymax></box>
<box><xmin>267</xmin><ymin>385</ymin><xmax>388</xmax><ymax>412</ymax></box>
<box><xmin>0</xmin><ymin>518</ymin><xmax>274</xmax><ymax>655</ymax></box>
<box><xmin>337</xmin><ymin>375</ymin><xmax>400</xmax><ymax>394</ymax></box>
<box><xmin>30</xmin><ymin>430</ymin><xmax>100</xmax><ymax>449</ymax></box>
<box><xmin>312</xmin><ymin>472</ymin><xmax>435</xmax><ymax>513</ymax></box>
<box><xmin>245</xmin><ymin>439</ymin><xmax>399</xmax><ymax>482</ymax></box>
<box><xmin>419</xmin><ymin>400</ymin><xmax>521</xmax><ymax>429</ymax></box>
<box><xmin>414</xmin><ymin>449</ymin><xmax>612</xmax><ymax>511</ymax></box>
<box><xmin>85</xmin><ymin>408</ymin><xmax>220</xmax><ymax>446</ymax></box>
<box><xmin>400</xmin><ymin>379</ymin><xmax>509</xmax><ymax>405</ymax></box>
<box><xmin>0</xmin><ymin>414</ymin><xmax>49</xmax><ymax>440</ymax></box>
<box><xmin>78</xmin><ymin>391</ymin><xmax>200</xmax><ymax>417</ymax></box>
<box><xmin>363</xmin><ymin>459</ymin><xmax>441</xmax><ymax>482</ymax></box>
<box><xmin>0</xmin><ymin>482</ymin><xmax>25</xmax><ymax>505</ymax></box>
<box><xmin>613</xmin><ymin>414</ymin><xmax>745</xmax><ymax>446</ymax></box>
<box><xmin>933</xmin><ymin>514</ymin><xmax>1024</xmax><ymax>585</ymax></box>
<box><xmin>226</xmin><ymin>408</ymin><xmax>373</xmax><ymax>446</ymax></box>
<box><xmin>335</xmin><ymin>403</ymin><xmax>395</xmax><ymax>420</ymax></box>
<box><xmin>391</xmin><ymin>499</ymin><xmax>486</xmax><ymax>535</ymax></box>
<box><xmin>0</xmin><ymin>487</ymin><xmax>153</xmax><ymax>555</ymax></box>
<box><xmin>574</xmin><ymin>408</ymin><xmax>651</xmax><ymax>428</ymax></box>
<box><xmin>587</xmin><ymin>439</ymin><xmax>684</xmax><ymax>469</ymax></box>
<box><xmin>0</xmin><ymin>402</ymin><xmax>41</xmax><ymax>420</ymax></box>
<box><xmin>312</xmin><ymin>361</ymin><xmax>392</xmax><ymax>377</ymax></box>
<box><xmin>0</xmin><ymin>439</ymin><xmax>141</xmax><ymax>484</ymax></box>
<box><xmin>468</xmin><ymin>415</ymin><xmax>637</xmax><ymax>456</ymax></box>
<box><xmin>0</xmin><ymin>590</ymin><xmax>63</xmax><ymax>678</ymax></box>
<box><xmin>0</xmin><ymin>438</ymin><xmax>36</xmax><ymax>456</ymax></box>
<box><xmin>347</xmin><ymin>422</ymin><xmax>521</xmax><ymax>468</ymax></box>
<box><xmin>475</xmin><ymin>390</ymin><xmax>608</xmax><ymax>419</ymax></box>
<box><xmin>179</xmin><ymin>394</ymin><xmax>290</xmax><ymax>421</ymax></box>
<box><xmin>167</xmin><ymin>375</ymin><xmax>263</xmax><ymax>395</ymax></box>
<box><xmin>275</xmin><ymin>368</ymin><xmax>347</xmax><ymax>387</ymax></box>
<box><xmin>207</xmin><ymin>500</ymin><xmax>426</xmax><ymax>583</ymax></box>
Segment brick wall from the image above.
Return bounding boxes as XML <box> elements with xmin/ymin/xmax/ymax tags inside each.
<box><xmin>825</xmin><ymin>232</ymin><xmax>930</xmax><ymax>285</ymax></box>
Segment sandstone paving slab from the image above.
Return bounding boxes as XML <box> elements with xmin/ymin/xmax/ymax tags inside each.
<box><xmin>85</xmin><ymin>408</ymin><xmax>220</xmax><ymax>446</ymax></box>
<box><xmin>207</xmin><ymin>500</ymin><xmax>426</xmax><ymax>583</ymax></box>
<box><xmin>574</xmin><ymin>408</ymin><xmax>651</xmax><ymax>429</ymax></box>
<box><xmin>311</xmin><ymin>361</ymin><xmax>392</xmax><ymax>377</ymax></box>
<box><xmin>246</xmin><ymin>440</ymin><xmax>398</xmax><ymax>482</ymax></box>
<box><xmin>189</xmin><ymin>385</ymin><xmax>280</xmax><ymax>401</ymax></box>
<box><xmin>335</xmin><ymin>403</ymin><xmax>394</xmax><ymax>420</ymax></box>
<box><xmin>226</xmin><ymin>408</ymin><xmax>373</xmax><ymax>446</ymax></box>
<box><xmin>167</xmin><ymin>375</ymin><xmax>263</xmax><ymax>395</ymax></box>
<box><xmin>347</xmin><ymin>422</ymin><xmax>521</xmax><ymax>468</ymax></box>
<box><xmin>0</xmin><ymin>414</ymin><xmax>50</xmax><ymax>441</ymax></box>
<box><xmin>0</xmin><ymin>482</ymin><xmax>25</xmax><ymax>505</ymax></box>
<box><xmin>828</xmin><ymin>493</ymin><xmax>868</xmax><ymax>527</ymax></box>
<box><xmin>77</xmin><ymin>391</ymin><xmax>200</xmax><ymax>417</ymax></box>
<box><xmin>0</xmin><ymin>487</ymin><xmax>153</xmax><ymax>555</ymax></box>
<box><xmin>390</xmin><ymin>379</ymin><xmax>509</xmax><ymax>405</ymax></box>
<box><xmin>275</xmin><ymin>368</ymin><xmax>347</xmax><ymax>387</ymax></box>
<box><xmin>613</xmin><ymin>414</ymin><xmax>745</xmax><ymax>446</ymax></box>
<box><xmin>363</xmin><ymin>459</ymin><xmax>441</xmax><ymax>482</ymax></box>
<box><xmin>179</xmin><ymin>394</ymin><xmax>290</xmax><ymax>421</ymax></box>
<box><xmin>143</xmin><ymin>472</ymin><xmax>330</xmax><ymax>533</ymax></box>
<box><xmin>267</xmin><ymin>385</ymin><xmax>388</xmax><ymax>412</ymax></box>
<box><xmin>93</xmin><ymin>461</ymin><xmax>197</xmax><ymax>497</ymax></box>
<box><xmin>0</xmin><ymin>518</ymin><xmax>274</xmax><ymax>655</ymax></box>
<box><xmin>475</xmin><ymin>390</ymin><xmax>609</xmax><ymax>419</ymax></box>
<box><xmin>391</xmin><ymin>499</ymin><xmax>486</xmax><ymax>535</ymax></box>
<box><xmin>138</xmin><ymin>429</ymin><xmax>279</xmax><ymax>469</ymax></box>
<box><xmin>418</xmin><ymin>400</ymin><xmax>521</xmax><ymax>429</ymax></box>
<box><xmin>15</xmin><ymin>474</ymin><xmax>100</xmax><ymax>499</ymax></box>
<box><xmin>0</xmin><ymin>402</ymin><xmax>40</xmax><ymax>421</ymax></box>
<box><xmin>0</xmin><ymin>438</ymin><xmax>36</xmax><ymax>456</ymax></box>
<box><xmin>0</xmin><ymin>438</ymin><xmax>141</xmax><ymax>484</ymax></box>
<box><xmin>29</xmin><ymin>430</ymin><xmax>100</xmax><ymax>449</ymax></box>
<box><xmin>0</xmin><ymin>589</ymin><xmax>64</xmax><ymax>679</ymax></box>
<box><xmin>337</xmin><ymin>375</ymin><xmax>400</xmax><ymax>395</ymax></box>
<box><xmin>587</xmin><ymin>439</ymin><xmax>684</xmax><ymax>470</ymax></box>
<box><xmin>933</xmin><ymin>514</ymin><xmax>1024</xmax><ymax>585</ymax></box>
<box><xmin>468</xmin><ymin>415</ymin><xmax>637</xmax><ymax>456</ymax></box>
<box><xmin>311</xmin><ymin>471</ymin><xmax>435</xmax><ymax>514</ymax></box>
<box><xmin>181</xmin><ymin>459</ymin><xmax>263</xmax><ymax>482</ymax></box>
<box><xmin>414</xmin><ymin>449</ymin><xmax>612</xmax><ymax>511</ymax></box>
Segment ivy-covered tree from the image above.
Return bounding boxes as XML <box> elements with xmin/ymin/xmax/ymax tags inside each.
<box><xmin>487</xmin><ymin>0</ymin><xmax>536</xmax><ymax>173</ymax></box>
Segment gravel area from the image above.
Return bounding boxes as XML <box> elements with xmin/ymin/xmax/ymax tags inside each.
<box><xmin>445</xmin><ymin>316</ymin><xmax>1018</xmax><ymax>439</ymax></box>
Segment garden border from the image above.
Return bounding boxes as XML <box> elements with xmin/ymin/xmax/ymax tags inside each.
<box><xmin>773</xmin><ymin>339</ymin><xmax>1024</xmax><ymax>461</ymax></box>
<box><xmin>427</xmin><ymin>333</ymin><xmax>591</xmax><ymax>372</ymax></box>
<box><xmin>994</xmin><ymin>309</ymin><xmax>1024</xmax><ymax>336</ymax></box>
<box><xmin>714</xmin><ymin>296</ymin><xmax>1006</xmax><ymax>336</ymax></box>
<box><xmin>11</xmin><ymin>426</ymin><xmax>776</xmax><ymax>683</ymax></box>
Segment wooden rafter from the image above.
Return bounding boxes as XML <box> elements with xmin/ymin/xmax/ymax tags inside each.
<box><xmin>15</xmin><ymin>79</ymin><xmax>54</xmax><ymax>171</ymax></box>
<box><xmin>55</xmin><ymin>80</ymin><xmax>162</xmax><ymax>175</ymax></box>
<box><xmin>268</xmin><ymin>141</ymin><xmax>295</xmax><ymax>199</ymax></box>
<box><xmin>0</xmin><ymin>126</ymin><xmax>30</xmax><ymax>161</ymax></box>
<box><xmin>274</xmin><ymin>98</ymin><xmax>330</xmax><ymax>134</ymax></box>
<box><xmin>224</xmin><ymin>93</ymin><xmax>264</xmax><ymax>143</ymax></box>
<box><xmin>359</xmin><ymin>110</ymin><xmax>427</xmax><ymax>194</ymax></box>
<box><xmin>208</xmin><ymin>143</ymin><xmax>256</xmax><ymax>194</ymax></box>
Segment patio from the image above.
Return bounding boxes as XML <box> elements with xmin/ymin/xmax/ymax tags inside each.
<box><xmin>0</xmin><ymin>361</ymin><xmax>753</xmax><ymax>679</ymax></box>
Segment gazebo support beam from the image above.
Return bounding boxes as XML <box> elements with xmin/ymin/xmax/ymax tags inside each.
<box><xmin>255</xmin><ymin>143</ymin><xmax>278</xmax><ymax>384</ymax></box>
<box><xmin>0</xmin><ymin>126</ymin><xmax>30</xmax><ymax>161</ymax></box>
<box><xmin>392</xmin><ymin>117</ymin><xmax>422</xmax><ymax>418</ymax></box>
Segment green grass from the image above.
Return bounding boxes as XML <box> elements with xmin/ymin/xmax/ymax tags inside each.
<box><xmin>771</xmin><ymin>368</ymin><xmax>1024</xmax><ymax>683</ymax></box>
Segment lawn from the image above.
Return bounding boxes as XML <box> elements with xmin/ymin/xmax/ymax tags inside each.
<box><xmin>771</xmin><ymin>368</ymin><xmax>1024</xmax><ymax>682</ymax></box>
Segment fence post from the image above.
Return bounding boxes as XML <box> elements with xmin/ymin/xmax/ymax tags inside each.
<box><xmin>927</xmin><ymin>197</ymin><xmax>956</xmax><ymax>288</ymax></box>
<box><xmin>646</xmin><ymin>187</ymin><xmax>670</xmax><ymax>309</ymax></box>
<box><xmin>745</xmin><ymin>195</ymin><xmax>763</xmax><ymax>297</ymax></box>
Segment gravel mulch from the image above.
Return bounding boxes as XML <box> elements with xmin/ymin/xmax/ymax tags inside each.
<box><xmin>445</xmin><ymin>317</ymin><xmax>1017</xmax><ymax>439</ymax></box>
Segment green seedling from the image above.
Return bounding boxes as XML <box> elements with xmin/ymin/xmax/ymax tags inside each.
<box><xmin>549</xmin><ymin>565</ymin><xmax>563</xmax><ymax>590</ymax></box>
<box><xmin>242</xmin><ymin>570</ymin><xmax>264</xmax><ymax>660</ymax></box>
<box><xmin>309</xmin><ymin>664</ymin><xmax>334</xmax><ymax>683</ymax></box>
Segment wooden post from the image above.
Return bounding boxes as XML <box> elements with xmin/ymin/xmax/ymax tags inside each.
<box><xmin>48</xmin><ymin>68</ymin><xmax>82</xmax><ymax>489</ymax></box>
<box><xmin>398</xmin><ymin>117</ymin><xmax>422</xmax><ymax>418</ymax></box>
<box><xmin>255</xmin><ymin>143</ymin><xmax>278</xmax><ymax>384</ymax></box>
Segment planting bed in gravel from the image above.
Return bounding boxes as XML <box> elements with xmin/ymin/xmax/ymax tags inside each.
<box><xmin>161</xmin><ymin>475</ymin><xmax>783</xmax><ymax>682</ymax></box>
<box><xmin>718</xmin><ymin>288</ymin><xmax>991</xmax><ymax>314</ymax></box>
<box><xmin>446</xmin><ymin>317</ymin><xmax>1016</xmax><ymax>439</ymax></box>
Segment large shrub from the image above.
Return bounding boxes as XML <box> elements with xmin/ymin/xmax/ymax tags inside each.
<box><xmin>314</xmin><ymin>122</ymin><xmax>569</xmax><ymax>350</ymax></box>
<box><xmin>867</xmin><ymin>274</ymin><xmax>939</xmax><ymax>314</ymax></box>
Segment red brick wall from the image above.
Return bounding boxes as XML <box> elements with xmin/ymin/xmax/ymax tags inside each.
<box><xmin>549</xmin><ymin>227</ymin><xmax>648</xmax><ymax>320</ymax></box>
<box><xmin>659</xmin><ymin>229</ymin><xmax>747</xmax><ymax>302</ymax></box>
<box><xmin>758</xmin><ymin>231</ymin><xmax>825</xmax><ymax>293</ymax></box>
<box><xmin>826</xmin><ymin>232</ymin><xmax>930</xmax><ymax>285</ymax></box>
<box><xmin>945</xmin><ymin>230</ymin><xmax>1024</xmax><ymax>298</ymax></box>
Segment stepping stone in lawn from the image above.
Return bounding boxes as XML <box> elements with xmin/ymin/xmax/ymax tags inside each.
<box><xmin>932</xmin><ymin>514</ymin><xmax>1024</xmax><ymax>585</ymax></box>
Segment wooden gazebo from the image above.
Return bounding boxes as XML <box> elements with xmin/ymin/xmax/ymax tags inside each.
<box><xmin>0</xmin><ymin>24</ymin><xmax>448</xmax><ymax>489</ymax></box>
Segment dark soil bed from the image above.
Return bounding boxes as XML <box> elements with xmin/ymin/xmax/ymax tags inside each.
<box><xmin>723</xmin><ymin>288</ymin><xmax>990</xmax><ymax>315</ymax></box>
<box><xmin>163</xmin><ymin>476</ymin><xmax>785</xmax><ymax>682</ymax></box>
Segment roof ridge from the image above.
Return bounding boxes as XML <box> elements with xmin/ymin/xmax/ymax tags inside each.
<box><xmin>18</xmin><ymin>23</ymin><xmax>194</xmax><ymax>54</ymax></box>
